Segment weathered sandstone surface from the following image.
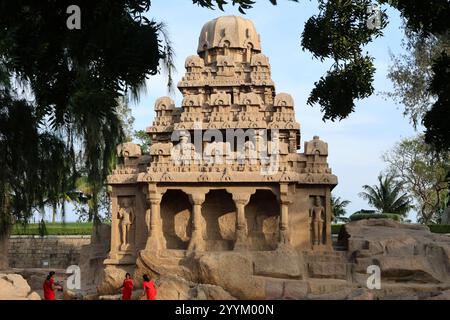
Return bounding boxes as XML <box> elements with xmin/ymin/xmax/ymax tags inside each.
<box><xmin>96</xmin><ymin>219</ymin><xmax>450</xmax><ymax>300</ymax></box>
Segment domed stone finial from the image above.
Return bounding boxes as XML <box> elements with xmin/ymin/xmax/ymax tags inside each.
<box><xmin>305</xmin><ymin>136</ymin><xmax>328</xmax><ymax>156</ymax></box>
<box><xmin>197</xmin><ymin>16</ymin><xmax>261</xmax><ymax>53</ymax></box>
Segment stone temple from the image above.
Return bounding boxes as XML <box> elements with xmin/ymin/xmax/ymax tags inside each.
<box><xmin>101</xmin><ymin>16</ymin><xmax>339</xmax><ymax>298</ymax></box>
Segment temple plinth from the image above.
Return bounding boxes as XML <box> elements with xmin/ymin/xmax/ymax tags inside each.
<box><xmin>104</xmin><ymin>15</ymin><xmax>337</xmax><ymax>270</ymax></box>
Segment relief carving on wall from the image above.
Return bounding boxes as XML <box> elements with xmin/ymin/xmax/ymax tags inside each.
<box><xmin>118</xmin><ymin>197</ymin><xmax>136</xmax><ymax>251</ymax></box>
<box><xmin>309</xmin><ymin>195</ymin><xmax>326</xmax><ymax>246</ymax></box>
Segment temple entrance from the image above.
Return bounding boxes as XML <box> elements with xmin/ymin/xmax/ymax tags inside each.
<box><xmin>160</xmin><ymin>190</ymin><xmax>191</xmax><ymax>250</ymax></box>
<box><xmin>246</xmin><ymin>190</ymin><xmax>279</xmax><ymax>250</ymax></box>
<box><xmin>202</xmin><ymin>189</ymin><xmax>236</xmax><ymax>251</ymax></box>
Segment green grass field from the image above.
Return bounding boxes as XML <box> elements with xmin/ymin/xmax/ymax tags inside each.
<box><xmin>11</xmin><ymin>222</ymin><xmax>95</xmax><ymax>236</ymax></box>
<box><xmin>9</xmin><ymin>222</ymin><xmax>450</xmax><ymax>236</ymax></box>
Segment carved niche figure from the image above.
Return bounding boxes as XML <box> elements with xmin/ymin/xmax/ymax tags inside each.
<box><xmin>204</xmin><ymin>141</ymin><xmax>232</xmax><ymax>165</ymax></box>
<box><xmin>309</xmin><ymin>196</ymin><xmax>326</xmax><ymax>246</ymax></box>
<box><xmin>118</xmin><ymin>197</ymin><xmax>135</xmax><ymax>251</ymax></box>
<box><xmin>171</xmin><ymin>132</ymin><xmax>200</xmax><ymax>165</ymax></box>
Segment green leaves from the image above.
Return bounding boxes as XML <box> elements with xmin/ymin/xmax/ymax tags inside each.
<box><xmin>0</xmin><ymin>1</ymin><xmax>170</xmax><ymax>229</ymax></box>
<box><xmin>384</xmin><ymin>0</ymin><xmax>450</xmax><ymax>37</ymax></box>
<box><xmin>307</xmin><ymin>56</ymin><xmax>375</xmax><ymax>121</ymax></box>
<box><xmin>359</xmin><ymin>174</ymin><xmax>413</xmax><ymax>216</ymax></box>
<box><xmin>423</xmin><ymin>53</ymin><xmax>450</xmax><ymax>153</ymax></box>
<box><xmin>331</xmin><ymin>195</ymin><xmax>351</xmax><ymax>223</ymax></box>
<box><xmin>192</xmin><ymin>0</ymin><xmax>256</xmax><ymax>14</ymax></box>
<box><xmin>302</xmin><ymin>0</ymin><xmax>385</xmax><ymax>61</ymax></box>
<box><xmin>302</xmin><ymin>0</ymin><xmax>386</xmax><ymax>121</ymax></box>
<box><xmin>359</xmin><ymin>175</ymin><xmax>412</xmax><ymax>216</ymax></box>
<box><xmin>134</xmin><ymin>129</ymin><xmax>152</xmax><ymax>154</ymax></box>
<box><xmin>383</xmin><ymin>135</ymin><xmax>450</xmax><ymax>223</ymax></box>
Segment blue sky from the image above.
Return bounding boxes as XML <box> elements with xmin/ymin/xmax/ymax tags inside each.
<box><xmin>59</xmin><ymin>0</ymin><xmax>419</xmax><ymax>222</ymax></box>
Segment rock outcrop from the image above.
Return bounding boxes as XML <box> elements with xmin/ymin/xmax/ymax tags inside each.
<box><xmin>339</xmin><ymin>219</ymin><xmax>450</xmax><ymax>285</ymax></box>
<box><xmin>82</xmin><ymin>219</ymin><xmax>448</xmax><ymax>300</ymax></box>
<box><xmin>0</xmin><ymin>273</ymin><xmax>41</xmax><ymax>300</ymax></box>
<box><xmin>79</xmin><ymin>223</ymin><xmax>111</xmax><ymax>295</ymax></box>
<box><xmin>338</xmin><ymin>219</ymin><xmax>450</xmax><ymax>299</ymax></box>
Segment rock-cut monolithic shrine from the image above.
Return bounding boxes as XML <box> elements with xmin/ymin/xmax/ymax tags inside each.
<box><xmin>107</xmin><ymin>15</ymin><xmax>337</xmax><ymax>257</ymax></box>
<box><xmin>101</xmin><ymin>15</ymin><xmax>337</xmax><ymax>298</ymax></box>
<box><xmin>95</xmin><ymin>16</ymin><xmax>450</xmax><ymax>300</ymax></box>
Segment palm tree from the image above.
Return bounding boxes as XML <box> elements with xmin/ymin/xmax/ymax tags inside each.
<box><xmin>359</xmin><ymin>174</ymin><xmax>412</xmax><ymax>216</ymax></box>
<box><xmin>331</xmin><ymin>195</ymin><xmax>351</xmax><ymax>223</ymax></box>
<box><xmin>0</xmin><ymin>3</ymin><xmax>175</xmax><ymax>237</ymax></box>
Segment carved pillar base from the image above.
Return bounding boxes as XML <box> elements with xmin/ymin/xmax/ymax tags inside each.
<box><xmin>188</xmin><ymin>232</ymin><xmax>206</xmax><ymax>252</ymax></box>
<box><xmin>278</xmin><ymin>184</ymin><xmax>293</xmax><ymax>250</ymax></box>
<box><xmin>145</xmin><ymin>191</ymin><xmax>166</xmax><ymax>253</ymax></box>
<box><xmin>188</xmin><ymin>193</ymin><xmax>206</xmax><ymax>252</ymax></box>
<box><xmin>145</xmin><ymin>234</ymin><xmax>164</xmax><ymax>252</ymax></box>
<box><xmin>232</xmin><ymin>193</ymin><xmax>252</xmax><ymax>251</ymax></box>
<box><xmin>234</xmin><ymin>226</ymin><xmax>249</xmax><ymax>251</ymax></box>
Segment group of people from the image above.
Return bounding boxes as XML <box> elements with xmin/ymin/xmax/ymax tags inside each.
<box><xmin>120</xmin><ymin>273</ymin><xmax>157</xmax><ymax>300</ymax></box>
<box><xmin>43</xmin><ymin>271</ymin><xmax>157</xmax><ymax>300</ymax></box>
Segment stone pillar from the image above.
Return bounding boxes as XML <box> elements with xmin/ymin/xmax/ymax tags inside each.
<box><xmin>324</xmin><ymin>189</ymin><xmax>332</xmax><ymax>247</ymax></box>
<box><xmin>108</xmin><ymin>191</ymin><xmax>120</xmax><ymax>259</ymax></box>
<box><xmin>278</xmin><ymin>183</ymin><xmax>292</xmax><ymax>249</ymax></box>
<box><xmin>232</xmin><ymin>193</ymin><xmax>252</xmax><ymax>251</ymax></box>
<box><xmin>188</xmin><ymin>192</ymin><xmax>206</xmax><ymax>252</ymax></box>
<box><xmin>278</xmin><ymin>198</ymin><xmax>292</xmax><ymax>248</ymax></box>
<box><xmin>145</xmin><ymin>191</ymin><xmax>165</xmax><ymax>252</ymax></box>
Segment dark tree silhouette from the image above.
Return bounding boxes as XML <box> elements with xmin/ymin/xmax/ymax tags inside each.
<box><xmin>0</xmin><ymin>0</ymin><xmax>173</xmax><ymax>233</ymax></box>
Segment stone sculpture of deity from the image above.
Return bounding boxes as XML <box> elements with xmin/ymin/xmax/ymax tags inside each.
<box><xmin>118</xmin><ymin>198</ymin><xmax>135</xmax><ymax>251</ymax></box>
<box><xmin>309</xmin><ymin>196</ymin><xmax>325</xmax><ymax>246</ymax></box>
<box><xmin>172</xmin><ymin>132</ymin><xmax>199</xmax><ymax>165</ymax></box>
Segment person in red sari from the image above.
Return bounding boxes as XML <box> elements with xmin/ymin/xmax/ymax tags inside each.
<box><xmin>121</xmin><ymin>273</ymin><xmax>134</xmax><ymax>300</ymax></box>
<box><xmin>43</xmin><ymin>271</ymin><xmax>62</xmax><ymax>300</ymax></box>
<box><xmin>141</xmin><ymin>274</ymin><xmax>157</xmax><ymax>300</ymax></box>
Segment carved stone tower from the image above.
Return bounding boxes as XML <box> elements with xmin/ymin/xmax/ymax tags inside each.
<box><xmin>104</xmin><ymin>16</ymin><xmax>337</xmax><ymax>286</ymax></box>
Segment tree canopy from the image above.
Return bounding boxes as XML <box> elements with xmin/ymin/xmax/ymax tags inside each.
<box><xmin>383</xmin><ymin>135</ymin><xmax>450</xmax><ymax>223</ymax></box>
<box><xmin>359</xmin><ymin>174</ymin><xmax>412</xmax><ymax>216</ymax></box>
<box><xmin>0</xmin><ymin>0</ymin><xmax>172</xmax><ymax>232</ymax></box>
<box><xmin>331</xmin><ymin>195</ymin><xmax>350</xmax><ymax>223</ymax></box>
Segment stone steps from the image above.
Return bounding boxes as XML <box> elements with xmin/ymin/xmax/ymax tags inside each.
<box><xmin>159</xmin><ymin>249</ymin><xmax>188</xmax><ymax>259</ymax></box>
<box><xmin>306</xmin><ymin>261</ymin><xmax>349</xmax><ymax>280</ymax></box>
<box><xmin>307</xmin><ymin>278</ymin><xmax>352</xmax><ymax>295</ymax></box>
<box><xmin>303</xmin><ymin>251</ymin><xmax>348</xmax><ymax>263</ymax></box>
<box><xmin>261</xmin><ymin>276</ymin><xmax>352</xmax><ymax>299</ymax></box>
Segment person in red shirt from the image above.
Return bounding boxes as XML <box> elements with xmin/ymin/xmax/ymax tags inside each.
<box><xmin>141</xmin><ymin>274</ymin><xmax>157</xmax><ymax>300</ymax></box>
<box><xmin>120</xmin><ymin>273</ymin><xmax>134</xmax><ymax>300</ymax></box>
<box><xmin>43</xmin><ymin>271</ymin><xmax>62</xmax><ymax>300</ymax></box>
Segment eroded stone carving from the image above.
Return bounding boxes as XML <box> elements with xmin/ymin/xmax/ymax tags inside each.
<box><xmin>118</xmin><ymin>197</ymin><xmax>135</xmax><ymax>251</ymax></box>
<box><xmin>103</xmin><ymin>16</ymin><xmax>338</xmax><ymax>294</ymax></box>
<box><xmin>310</xmin><ymin>196</ymin><xmax>326</xmax><ymax>246</ymax></box>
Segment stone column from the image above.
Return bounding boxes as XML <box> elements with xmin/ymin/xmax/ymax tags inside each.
<box><xmin>188</xmin><ymin>192</ymin><xmax>206</xmax><ymax>252</ymax></box>
<box><xmin>278</xmin><ymin>183</ymin><xmax>292</xmax><ymax>249</ymax></box>
<box><xmin>145</xmin><ymin>192</ymin><xmax>165</xmax><ymax>252</ymax></box>
<box><xmin>278</xmin><ymin>197</ymin><xmax>293</xmax><ymax>248</ymax></box>
<box><xmin>324</xmin><ymin>189</ymin><xmax>332</xmax><ymax>247</ymax></box>
<box><xmin>108</xmin><ymin>191</ymin><xmax>120</xmax><ymax>259</ymax></box>
<box><xmin>232</xmin><ymin>193</ymin><xmax>252</xmax><ymax>251</ymax></box>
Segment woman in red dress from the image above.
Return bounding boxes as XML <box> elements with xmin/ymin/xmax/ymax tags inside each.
<box><xmin>43</xmin><ymin>271</ymin><xmax>62</xmax><ymax>300</ymax></box>
<box><xmin>121</xmin><ymin>273</ymin><xmax>134</xmax><ymax>300</ymax></box>
<box><xmin>141</xmin><ymin>274</ymin><xmax>157</xmax><ymax>300</ymax></box>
